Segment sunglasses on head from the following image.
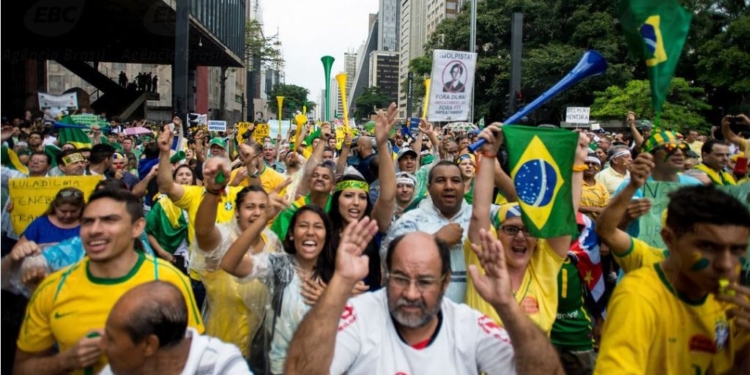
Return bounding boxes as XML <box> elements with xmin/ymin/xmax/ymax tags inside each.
<box><xmin>58</xmin><ymin>190</ymin><xmax>83</xmax><ymax>198</ymax></box>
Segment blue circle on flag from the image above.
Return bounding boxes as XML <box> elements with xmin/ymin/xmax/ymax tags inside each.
<box><xmin>514</xmin><ymin>159</ymin><xmax>557</xmax><ymax>207</ymax></box>
<box><xmin>640</xmin><ymin>24</ymin><xmax>657</xmax><ymax>55</ymax></box>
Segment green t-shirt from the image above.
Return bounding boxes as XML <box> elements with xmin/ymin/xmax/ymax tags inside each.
<box><xmin>550</xmin><ymin>256</ymin><xmax>594</xmax><ymax>351</ymax></box>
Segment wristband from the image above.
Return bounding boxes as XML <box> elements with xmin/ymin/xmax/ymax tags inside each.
<box><xmin>205</xmin><ymin>187</ymin><xmax>223</xmax><ymax>195</ymax></box>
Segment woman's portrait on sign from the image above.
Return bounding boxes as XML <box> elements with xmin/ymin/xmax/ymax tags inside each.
<box><xmin>442</xmin><ymin>62</ymin><xmax>466</xmax><ymax>93</ymax></box>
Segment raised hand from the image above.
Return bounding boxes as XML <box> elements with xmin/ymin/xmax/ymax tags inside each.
<box><xmin>264</xmin><ymin>179</ymin><xmax>293</xmax><ymax>221</ymax></box>
<box><xmin>203</xmin><ymin>157</ymin><xmax>231</xmax><ymax>192</ymax></box>
<box><xmin>375</xmin><ymin>102</ymin><xmax>398</xmax><ymax>145</ymax></box>
<box><xmin>629</xmin><ymin>152</ymin><xmax>655</xmax><ymax>188</ymax></box>
<box><xmin>335</xmin><ymin>217</ymin><xmax>379</xmax><ymax>284</ymax></box>
<box><xmin>468</xmin><ymin>228</ymin><xmax>514</xmax><ymax>308</ymax></box>
<box><xmin>301</xmin><ymin>277</ymin><xmax>327</xmax><ymax>306</ymax></box>
<box><xmin>157</xmin><ymin>129</ymin><xmax>173</xmax><ymax>153</ymax></box>
<box><xmin>717</xmin><ymin>283</ymin><xmax>750</xmax><ymax>329</ymax></box>
<box><xmin>419</xmin><ymin>118</ymin><xmax>434</xmax><ymax>136</ymax></box>
<box><xmin>477</xmin><ymin>122</ymin><xmax>503</xmax><ymax>155</ymax></box>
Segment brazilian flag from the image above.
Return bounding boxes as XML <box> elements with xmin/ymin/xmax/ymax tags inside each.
<box><xmin>503</xmin><ymin>126</ymin><xmax>578</xmax><ymax>238</ymax></box>
<box><xmin>56</xmin><ymin>116</ymin><xmax>92</xmax><ymax>149</ymax></box>
<box><xmin>619</xmin><ymin>0</ymin><xmax>692</xmax><ymax>114</ymax></box>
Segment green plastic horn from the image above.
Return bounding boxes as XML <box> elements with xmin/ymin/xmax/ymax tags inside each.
<box><xmin>321</xmin><ymin>55</ymin><xmax>335</xmax><ymax>121</ymax></box>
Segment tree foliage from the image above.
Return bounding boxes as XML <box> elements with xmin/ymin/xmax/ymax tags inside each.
<box><xmin>244</xmin><ymin>19</ymin><xmax>283</xmax><ymax>71</ymax></box>
<box><xmin>591</xmin><ymin>78</ymin><xmax>712</xmax><ymax>132</ymax></box>
<box><xmin>267</xmin><ymin>84</ymin><xmax>315</xmax><ymax>120</ymax></box>
<box><xmin>354</xmin><ymin>87</ymin><xmax>394</xmax><ymax>120</ymax></box>
<box><xmin>406</xmin><ymin>0</ymin><xmax>749</xmax><ymax>126</ymax></box>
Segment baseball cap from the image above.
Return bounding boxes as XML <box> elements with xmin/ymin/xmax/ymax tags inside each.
<box><xmin>209</xmin><ymin>137</ymin><xmax>226</xmax><ymax>149</ymax></box>
<box><xmin>397</xmin><ymin>147</ymin><xmax>418</xmax><ymax>161</ymax></box>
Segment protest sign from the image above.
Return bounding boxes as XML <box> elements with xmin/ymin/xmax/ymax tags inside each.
<box><xmin>9</xmin><ymin>175</ymin><xmax>102</xmax><ymax>235</ymax></box>
<box><xmin>426</xmin><ymin>50</ymin><xmax>477</xmax><ymax>122</ymax></box>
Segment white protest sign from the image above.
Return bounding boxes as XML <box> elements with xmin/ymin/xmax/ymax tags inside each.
<box><xmin>427</xmin><ymin>50</ymin><xmax>477</xmax><ymax>122</ymax></box>
<box><xmin>208</xmin><ymin>120</ymin><xmax>227</xmax><ymax>132</ymax></box>
<box><xmin>566</xmin><ymin>107</ymin><xmax>590</xmax><ymax>124</ymax></box>
<box><xmin>38</xmin><ymin>92</ymin><xmax>78</xmax><ymax>120</ymax></box>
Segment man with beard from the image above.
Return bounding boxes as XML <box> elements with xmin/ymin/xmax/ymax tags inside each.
<box><xmin>285</xmin><ymin>220</ymin><xmax>564</xmax><ymax>375</ymax></box>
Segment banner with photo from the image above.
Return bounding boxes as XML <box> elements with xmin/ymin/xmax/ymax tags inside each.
<box><xmin>38</xmin><ymin>92</ymin><xmax>78</xmax><ymax>120</ymax></box>
<box><xmin>426</xmin><ymin>50</ymin><xmax>477</xmax><ymax>122</ymax></box>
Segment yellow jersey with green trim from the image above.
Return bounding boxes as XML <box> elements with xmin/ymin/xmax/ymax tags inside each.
<box><xmin>464</xmin><ymin>226</ymin><xmax>565</xmax><ymax>335</ymax></box>
<box><xmin>596</xmin><ymin>263</ymin><xmax>750</xmax><ymax>375</ymax></box>
<box><xmin>17</xmin><ymin>251</ymin><xmax>205</xmax><ymax>375</ymax></box>
<box><xmin>614</xmin><ymin>237</ymin><xmax>668</xmax><ymax>274</ymax></box>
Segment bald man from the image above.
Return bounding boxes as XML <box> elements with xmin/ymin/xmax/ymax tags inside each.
<box><xmin>99</xmin><ymin>281</ymin><xmax>252</xmax><ymax>375</ymax></box>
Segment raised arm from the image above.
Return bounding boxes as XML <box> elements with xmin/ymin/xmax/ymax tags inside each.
<box><xmin>722</xmin><ymin>114</ymin><xmax>748</xmax><ymax>147</ymax></box>
<box><xmin>372</xmin><ymin>103</ymin><xmax>398</xmax><ymax>232</ymax></box>
<box><xmin>469</xmin><ymin>123</ymin><xmax>504</xmax><ymax>245</ymax></box>
<box><xmin>468</xmin><ymin>229</ymin><xmax>564</xmax><ymax>375</ymax></box>
<box><xmin>285</xmin><ymin>218</ymin><xmax>379</xmax><ymax>375</ymax></box>
<box><xmin>627</xmin><ymin>111</ymin><xmax>644</xmax><ymax>149</ymax></box>
<box><xmin>156</xmin><ymin>128</ymin><xmax>185</xmax><ymax>201</ymax></box>
<box><xmin>132</xmin><ymin>164</ymin><xmax>158</xmax><ymax>198</ymax></box>
<box><xmin>220</xmin><ymin>181</ymin><xmax>290</xmax><ymax>277</ymax></box>
<box><xmin>596</xmin><ymin>153</ymin><xmax>654</xmax><ymax>255</ymax></box>
<box><xmin>335</xmin><ymin>132</ymin><xmax>352</xmax><ymax>178</ymax></box>
<box><xmin>544</xmin><ymin>132</ymin><xmax>587</xmax><ymax>259</ymax></box>
<box><xmin>194</xmin><ymin>158</ymin><xmax>231</xmax><ymax>253</ymax></box>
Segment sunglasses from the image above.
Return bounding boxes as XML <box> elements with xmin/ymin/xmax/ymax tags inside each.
<box><xmin>58</xmin><ymin>190</ymin><xmax>83</xmax><ymax>198</ymax></box>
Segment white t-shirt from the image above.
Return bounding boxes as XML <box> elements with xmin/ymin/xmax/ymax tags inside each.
<box><xmin>99</xmin><ymin>328</ymin><xmax>252</xmax><ymax>375</ymax></box>
<box><xmin>330</xmin><ymin>289</ymin><xmax>517</xmax><ymax>375</ymax></box>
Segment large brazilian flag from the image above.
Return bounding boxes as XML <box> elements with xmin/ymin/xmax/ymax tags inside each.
<box><xmin>503</xmin><ymin>126</ymin><xmax>579</xmax><ymax>238</ymax></box>
<box><xmin>619</xmin><ymin>0</ymin><xmax>692</xmax><ymax>115</ymax></box>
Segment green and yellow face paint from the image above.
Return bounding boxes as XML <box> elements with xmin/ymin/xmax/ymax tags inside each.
<box><xmin>689</xmin><ymin>251</ymin><xmax>710</xmax><ymax>272</ymax></box>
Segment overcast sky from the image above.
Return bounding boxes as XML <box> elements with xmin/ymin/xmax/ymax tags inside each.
<box><xmin>262</xmin><ymin>0</ymin><xmax>379</xmax><ymax>102</ymax></box>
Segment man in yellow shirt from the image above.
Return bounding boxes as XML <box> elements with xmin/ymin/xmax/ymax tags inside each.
<box><xmin>595</xmin><ymin>181</ymin><xmax>750</xmax><ymax>373</ymax></box>
<box><xmin>14</xmin><ymin>189</ymin><xmax>204</xmax><ymax>375</ymax></box>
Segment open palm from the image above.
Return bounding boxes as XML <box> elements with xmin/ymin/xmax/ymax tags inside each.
<box><xmin>375</xmin><ymin>102</ymin><xmax>398</xmax><ymax>145</ymax></box>
<box><xmin>336</xmin><ymin>217</ymin><xmax>379</xmax><ymax>283</ymax></box>
<box><xmin>468</xmin><ymin>228</ymin><xmax>514</xmax><ymax>308</ymax></box>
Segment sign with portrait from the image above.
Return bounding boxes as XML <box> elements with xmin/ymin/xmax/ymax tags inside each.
<box><xmin>426</xmin><ymin>50</ymin><xmax>477</xmax><ymax>122</ymax></box>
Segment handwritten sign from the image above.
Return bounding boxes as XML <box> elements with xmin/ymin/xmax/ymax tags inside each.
<box><xmin>235</xmin><ymin>122</ymin><xmax>252</xmax><ymax>144</ymax></box>
<box><xmin>566</xmin><ymin>107</ymin><xmax>590</xmax><ymax>124</ymax></box>
<box><xmin>253</xmin><ymin>123</ymin><xmax>270</xmax><ymax>144</ymax></box>
<box><xmin>427</xmin><ymin>50</ymin><xmax>477</xmax><ymax>121</ymax></box>
<box><xmin>9</xmin><ymin>176</ymin><xmax>102</xmax><ymax>235</ymax></box>
<box><xmin>208</xmin><ymin>120</ymin><xmax>227</xmax><ymax>132</ymax></box>
<box><xmin>636</xmin><ymin>181</ymin><xmax>682</xmax><ymax>248</ymax></box>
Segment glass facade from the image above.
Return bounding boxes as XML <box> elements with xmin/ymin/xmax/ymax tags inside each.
<box><xmin>190</xmin><ymin>0</ymin><xmax>245</xmax><ymax>59</ymax></box>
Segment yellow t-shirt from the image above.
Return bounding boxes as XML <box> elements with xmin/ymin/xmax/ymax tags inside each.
<box><xmin>581</xmin><ymin>181</ymin><xmax>610</xmax><ymax>218</ymax></box>
<box><xmin>173</xmin><ymin>185</ymin><xmax>244</xmax><ymax>249</ymax></box>
<box><xmin>464</xmin><ymin>226</ymin><xmax>565</xmax><ymax>335</ymax></box>
<box><xmin>229</xmin><ymin>166</ymin><xmax>287</xmax><ymax>196</ymax></box>
<box><xmin>614</xmin><ymin>237</ymin><xmax>668</xmax><ymax>274</ymax></box>
<box><xmin>596</xmin><ymin>263</ymin><xmax>750</xmax><ymax>375</ymax></box>
<box><xmin>17</xmin><ymin>252</ymin><xmax>205</xmax><ymax>374</ymax></box>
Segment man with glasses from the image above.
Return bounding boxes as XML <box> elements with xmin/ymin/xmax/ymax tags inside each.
<box><xmin>286</xmin><ymin>221</ymin><xmax>564</xmax><ymax>374</ymax></box>
<box><xmin>695</xmin><ymin>139</ymin><xmax>736</xmax><ymax>185</ymax></box>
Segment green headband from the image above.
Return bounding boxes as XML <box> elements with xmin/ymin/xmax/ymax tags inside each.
<box><xmin>335</xmin><ymin>180</ymin><xmax>370</xmax><ymax>193</ymax></box>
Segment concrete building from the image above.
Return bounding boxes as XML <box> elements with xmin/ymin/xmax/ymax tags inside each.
<box><xmin>369</xmin><ymin>51</ymin><xmax>400</xmax><ymax>103</ymax></box>
<box><xmin>348</xmin><ymin>16</ymin><xmax>380</xmax><ymax>120</ymax></box>
<box><xmin>331</xmin><ymin>77</ymin><xmax>343</xmax><ymax>119</ymax></box>
<box><xmin>379</xmin><ymin>0</ymin><xmax>400</xmax><ymax>52</ymax></box>
<box><xmin>317</xmin><ymin>89</ymin><xmax>327</xmax><ymax>121</ymax></box>
<box><xmin>426</xmin><ymin>0</ymin><xmax>460</xmax><ymax>37</ymax></box>
<box><xmin>397</xmin><ymin>0</ymin><xmax>427</xmax><ymax>119</ymax></box>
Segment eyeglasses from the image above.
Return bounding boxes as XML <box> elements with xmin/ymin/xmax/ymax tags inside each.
<box><xmin>499</xmin><ymin>225</ymin><xmax>531</xmax><ymax>237</ymax></box>
<box><xmin>58</xmin><ymin>190</ymin><xmax>83</xmax><ymax>198</ymax></box>
<box><xmin>387</xmin><ymin>273</ymin><xmax>446</xmax><ymax>292</ymax></box>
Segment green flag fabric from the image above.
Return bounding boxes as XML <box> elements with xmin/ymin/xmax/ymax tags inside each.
<box><xmin>619</xmin><ymin>0</ymin><xmax>692</xmax><ymax>114</ymax></box>
<box><xmin>503</xmin><ymin>126</ymin><xmax>579</xmax><ymax>238</ymax></box>
<box><xmin>1</xmin><ymin>146</ymin><xmax>29</xmax><ymax>174</ymax></box>
<box><xmin>270</xmin><ymin>195</ymin><xmax>332</xmax><ymax>240</ymax></box>
<box><xmin>57</xmin><ymin>116</ymin><xmax>93</xmax><ymax>149</ymax></box>
<box><xmin>146</xmin><ymin>194</ymin><xmax>188</xmax><ymax>254</ymax></box>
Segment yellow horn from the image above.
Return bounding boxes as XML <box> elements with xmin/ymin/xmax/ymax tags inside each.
<box><xmin>422</xmin><ymin>78</ymin><xmax>431</xmax><ymax>119</ymax></box>
<box><xmin>276</xmin><ymin>96</ymin><xmax>285</xmax><ymax>136</ymax></box>
<box><xmin>335</xmin><ymin>73</ymin><xmax>350</xmax><ymax>132</ymax></box>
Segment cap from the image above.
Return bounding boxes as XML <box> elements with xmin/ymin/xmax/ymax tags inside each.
<box><xmin>209</xmin><ymin>137</ymin><xmax>226</xmax><ymax>149</ymax></box>
<box><xmin>397</xmin><ymin>147</ymin><xmax>418</xmax><ymax>161</ymax></box>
